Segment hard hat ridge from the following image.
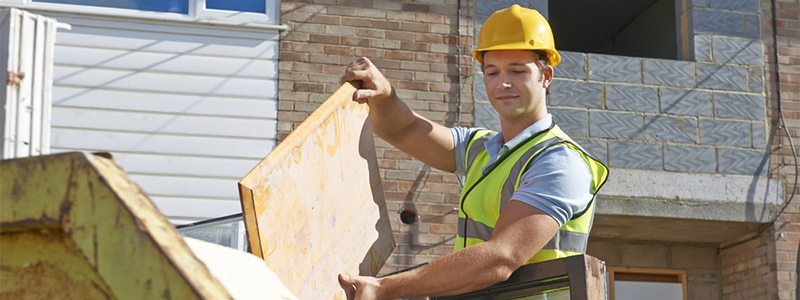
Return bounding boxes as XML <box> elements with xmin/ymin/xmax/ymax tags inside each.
<box><xmin>473</xmin><ymin>4</ymin><xmax>561</xmax><ymax>67</ymax></box>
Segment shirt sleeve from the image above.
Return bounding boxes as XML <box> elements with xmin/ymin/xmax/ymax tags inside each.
<box><xmin>509</xmin><ymin>144</ymin><xmax>595</xmax><ymax>227</ymax></box>
<box><xmin>450</xmin><ymin>126</ymin><xmax>481</xmax><ymax>176</ymax></box>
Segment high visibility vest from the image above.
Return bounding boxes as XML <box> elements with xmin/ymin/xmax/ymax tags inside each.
<box><xmin>454</xmin><ymin>124</ymin><xmax>609</xmax><ymax>264</ymax></box>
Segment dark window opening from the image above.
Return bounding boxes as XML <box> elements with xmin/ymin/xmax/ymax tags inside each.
<box><xmin>549</xmin><ymin>0</ymin><xmax>681</xmax><ymax>60</ymax></box>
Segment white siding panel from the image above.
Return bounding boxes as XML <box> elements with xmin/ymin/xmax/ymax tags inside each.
<box><xmin>51</xmin><ymin>128</ymin><xmax>274</xmax><ymax>158</ymax></box>
<box><xmin>53</xmin><ymin>66</ymin><xmax>277</xmax><ymax>98</ymax></box>
<box><xmin>46</xmin><ymin>16</ymin><xmax>279</xmax><ymax>222</ymax></box>
<box><xmin>52</xmin><ymin>107</ymin><xmax>277</xmax><ymax>139</ymax></box>
<box><xmin>128</xmin><ymin>174</ymin><xmax>238</xmax><ymax>199</ymax></box>
<box><xmin>56</xmin><ymin>26</ymin><xmax>278</xmax><ymax>58</ymax></box>
<box><xmin>97</xmin><ymin>152</ymin><xmax>258</xmax><ymax>178</ymax></box>
<box><xmin>52</xmin><ymin>87</ymin><xmax>277</xmax><ymax>118</ymax></box>
<box><xmin>55</xmin><ymin>45</ymin><xmax>278</xmax><ymax>78</ymax></box>
<box><xmin>151</xmin><ymin>196</ymin><xmax>242</xmax><ymax>220</ymax></box>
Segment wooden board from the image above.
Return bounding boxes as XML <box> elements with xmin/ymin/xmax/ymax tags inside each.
<box><xmin>239</xmin><ymin>82</ymin><xmax>395</xmax><ymax>300</ymax></box>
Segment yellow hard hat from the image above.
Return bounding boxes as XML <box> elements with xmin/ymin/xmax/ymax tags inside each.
<box><xmin>473</xmin><ymin>4</ymin><xmax>561</xmax><ymax>67</ymax></box>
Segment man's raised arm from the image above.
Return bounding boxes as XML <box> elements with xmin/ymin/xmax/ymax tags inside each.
<box><xmin>341</xmin><ymin>57</ymin><xmax>457</xmax><ymax>172</ymax></box>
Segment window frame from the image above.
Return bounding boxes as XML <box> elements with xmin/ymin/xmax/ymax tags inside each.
<box><xmin>190</xmin><ymin>0</ymin><xmax>279</xmax><ymax>24</ymax></box>
<box><xmin>0</xmin><ymin>0</ymin><xmax>286</xmax><ymax>30</ymax></box>
<box><xmin>3</xmin><ymin>0</ymin><xmax>281</xmax><ymax>26</ymax></box>
<box><xmin>607</xmin><ymin>267</ymin><xmax>688</xmax><ymax>300</ymax></box>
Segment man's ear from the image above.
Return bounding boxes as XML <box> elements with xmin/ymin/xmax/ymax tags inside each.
<box><xmin>542</xmin><ymin>66</ymin><xmax>554</xmax><ymax>88</ymax></box>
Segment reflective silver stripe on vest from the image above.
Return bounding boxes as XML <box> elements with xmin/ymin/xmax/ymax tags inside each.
<box><xmin>457</xmin><ymin>217</ymin><xmax>493</xmax><ymax>241</ymax></box>
<box><xmin>541</xmin><ymin>230</ymin><xmax>590</xmax><ymax>253</ymax></box>
<box><xmin>499</xmin><ymin>137</ymin><xmax>564</xmax><ymax>213</ymax></box>
<box><xmin>465</xmin><ymin>132</ymin><xmax>497</xmax><ymax>172</ymax></box>
<box><xmin>458</xmin><ymin>217</ymin><xmax>589</xmax><ymax>253</ymax></box>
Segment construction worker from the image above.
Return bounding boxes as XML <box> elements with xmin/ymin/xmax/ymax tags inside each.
<box><xmin>338</xmin><ymin>4</ymin><xmax>608</xmax><ymax>299</ymax></box>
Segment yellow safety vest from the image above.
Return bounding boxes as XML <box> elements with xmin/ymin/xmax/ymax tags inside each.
<box><xmin>454</xmin><ymin>124</ymin><xmax>609</xmax><ymax>264</ymax></box>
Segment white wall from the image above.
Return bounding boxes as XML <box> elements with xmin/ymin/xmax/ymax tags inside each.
<box><xmin>43</xmin><ymin>12</ymin><xmax>279</xmax><ymax>223</ymax></box>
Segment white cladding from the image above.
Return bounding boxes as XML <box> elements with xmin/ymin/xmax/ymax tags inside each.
<box><xmin>45</xmin><ymin>13</ymin><xmax>279</xmax><ymax>222</ymax></box>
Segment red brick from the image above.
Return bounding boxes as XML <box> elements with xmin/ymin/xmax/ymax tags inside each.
<box><xmin>371</xmin><ymin>58</ymin><xmax>401</xmax><ymax>69</ymax></box>
<box><xmin>342</xmin><ymin>0</ymin><xmax>370</xmax><ymax>7</ymax></box>
<box><xmin>401</xmin><ymin>41</ymin><xmax>429</xmax><ymax>51</ymax></box>
<box><xmin>341</xmin><ymin>36</ymin><xmax>370</xmax><ymax>47</ymax></box>
<box><xmin>292</xmin><ymin>43</ymin><xmax>325</xmax><ymax>53</ymax></box>
<box><xmin>310</xmin><ymin>34</ymin><xmax>340</xmax><ymax>44</ymax></box>
<box><xmin>292</xmin><ymin>62</ymin><xmax>324</xmax><ymax>73</ymax></box>
<box><xmin>294</xmin><ymin>82</ymin><xmax>326</xmax><ymax>93</ymax></box>
<box><xmin>325</xmin><ymin>6</ymin><xmax>356</xmax><ymax>16</ymax></box>
<box><xmin>310</xmin><ymin>14</ymin><xmax>340</xmax><ymax>25</ymax></box>
<box><xmin>371</xmin><ymin>20</ymin><xmax>401</xmax><ymax>30</ymax></box>
<box><xmin>400</xmin><ymin>22</ymin><xmax>429</xmax><ymax>32</ymax></box>
<box><xmin>386</xmin><ymin>31</ymin><xmax>414</xmax><ymax>41</ymax></box>
<box><xmin>431</xmin><ymin>83</ymin><xmax>456</xmax><ymax>93</ymax></box>
<box><xmin>398</xmin><ymin>81</ymin><xmax>429</xmax><ymax>91</ymax></box>
<box><xmin>416</xmin><ymin>13</ymin><xmax>445</xmax><ymax>24</ymax></box>
<box><xmin>279</xmin><ymin>51</ymin><xmax>309</xmax><ymax>62</ymax></box>
<box><xmin>309</xmin><ymin>53</ymin><xmax>340</xmax><ymax>64</ymax></box>
<box><xmin>325</xmin><ymin>45</ymin><xmax>354</xmax><ymax>56</ymax></box>
<box><xmin>416</xmin><ymin>52</ymin><xmax>446</xmax><ymax>62</ymax></box>
<box><xmin>341</xmin><ymin>17</ymin><xmax>366</xmax><ymax>27</ymax></box>
<box><xmin>355</xmin><ymin>48</ymin><xmax>383</xmax><ymax>58</ymax></box>
<box><xmin>402</xmin><ymin>3</ymin><xmax>430</xmax><ymax>12</ymax></box>
<box><xmin>385</xmin><ymin>69</ymin><xmax>414</xmax><ymax>80</ymax></box>
<box><xmin>416</xmin><ymin>33</ymin><xmax>444</xmax><ymax>43</ymax></box>
<box><xmin>277</xmin><ymin>111</ymin><xmax>309</xmax><ymax>122</ymax></box>
<box><xmin>386</xmin><ymin>50</ymin><xmax>414</xmax><ymax>61</ymax></box>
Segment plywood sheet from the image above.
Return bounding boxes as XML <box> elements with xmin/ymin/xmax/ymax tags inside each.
<box><xmin>239</xmin><ymin>83</ymin><xmax>395</xmax><ymax>300</ymax></box>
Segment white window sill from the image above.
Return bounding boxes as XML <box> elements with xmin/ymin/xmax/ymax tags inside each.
<box><xmin>0</xmin><ymin>2</ymin><xmax>288</xmax><ymax>31</ymax></box>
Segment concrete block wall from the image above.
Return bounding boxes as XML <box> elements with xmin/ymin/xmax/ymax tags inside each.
<box><xmin>588</xmin><ymin>239</ymin><xmax>721</xmax><ymax>300</ymax></box>
<box><xmin>476</xmin><ymin>48</ymin><xmax>770</xmax><ymax>175</ymax></box>
<box><xmin>474</xmin><ymin>1</ymin><xmax>769</xmax><ymax>177</ymax></box>
<box><xmin>278</xmin><ymin>0</ymin><xmax>474</xmax><ymax>274</ymax></box>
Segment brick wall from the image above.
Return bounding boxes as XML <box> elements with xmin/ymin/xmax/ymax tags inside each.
<box><xmin>718</xmin><ymin>0</ymin><xmax>800</xmax><ymax>299</ymax></box>
<box><xmin>768</xmin><ymin>0</ymin><xmax>800</xmax><ymax>298</ymax></box>
<box><xmin>278</xmin><ymin>0</ymin><xmax>474</xmax><ymax>274</ymax></box>
<box><xmin>719</xmin><ymin>227</ymin><xmax>778</xmax><ymax>300</ymax></box>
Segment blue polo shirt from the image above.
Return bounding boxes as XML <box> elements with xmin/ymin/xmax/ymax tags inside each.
<box><xmin>450</xmin><ymin>114</ymin><xmax>594</xmax><ymax>226</ymax></box>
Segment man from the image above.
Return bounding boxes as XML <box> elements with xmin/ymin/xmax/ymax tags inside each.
<box><xmin>338</xmin><ymin>5</ymin><xmax>608</xmax><ymax>299</ymax></box>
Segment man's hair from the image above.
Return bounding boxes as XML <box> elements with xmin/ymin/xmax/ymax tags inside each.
<box><xmin>480</xmin><ymin>50</ymin><xmax>551</xmax><ymax>95</ymax></box>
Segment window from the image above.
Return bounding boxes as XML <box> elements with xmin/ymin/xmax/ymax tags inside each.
<box><xmin>35</xmin><ymin>0</ymin><xmax>190</xmax><ymax>13</ymax></box>
<box><xmin>191</xmin><ymin>0</ymin><xmax>279</xmax><ymax>24</ymax></box>
<box><xmin>607</xmin><ymin>267</ymin><xmax>688</xmax><ymax>300</ymax></box>
<box><xmin>549</xmin><ymin>0</ymin><xmax>687</xmax><ymax>60</ymax></box>
<box><xmin>30</xmin><ymin>0</ymin><xmax>279</xmax><ymax>24</ymax></box>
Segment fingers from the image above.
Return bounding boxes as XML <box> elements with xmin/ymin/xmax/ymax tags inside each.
<box><xmin>338</xmin><ymin>273</ymin><xmax>356</xmax><ymax>300</ymax></box>
<box><xmin>340</xmin><ymin>57</ymin><xmax>374</xmax><ymax>84</ymax></box>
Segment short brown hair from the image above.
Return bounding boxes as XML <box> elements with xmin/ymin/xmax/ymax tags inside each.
<box><xmin>480</xmin><ymin>50</ymin><xmax>551</xmax><ymax>95</ymax></box>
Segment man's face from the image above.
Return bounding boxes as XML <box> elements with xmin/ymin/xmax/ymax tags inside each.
<box><xmin>483</xmin><ymin>50</ymin><xmax>552</xmax><ymax>124</ymax></box>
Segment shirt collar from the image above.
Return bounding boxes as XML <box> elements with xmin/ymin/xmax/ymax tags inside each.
<box><xmin>485</xmin><ymin>114</ymin><xmax>554</xmax><ymax>158</ymax></box>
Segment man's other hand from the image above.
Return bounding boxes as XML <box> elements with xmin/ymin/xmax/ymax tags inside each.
<box><xmin>338</xmin><ymin>273</ymin><xmax>384</xmax><ymax>300</ymax></box>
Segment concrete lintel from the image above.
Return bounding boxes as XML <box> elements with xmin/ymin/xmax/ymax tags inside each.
<box><xmin>597</xmin><ymin>168</ymin><xmax>784</xmax><ymax>223</ymax></box>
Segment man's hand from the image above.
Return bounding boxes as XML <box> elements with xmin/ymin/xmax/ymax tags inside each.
<box><xmin>340</xmin><ymin>57</ymin><xmax>395</xmax><ymax>104</ymax></box>
<box><xmin>338</xmin><ymin>273</ymin><xmax>384</xmax><ymax>300</ymax></box>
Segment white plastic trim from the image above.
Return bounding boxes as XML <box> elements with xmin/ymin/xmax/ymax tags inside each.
<box><xmin>1</xmin><ymin>2</ymin><xmax>287</xmax><ymax>31</ymax></box>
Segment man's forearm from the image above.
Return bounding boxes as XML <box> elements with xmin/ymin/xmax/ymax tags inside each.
<box><xmin>366</xmin><ymin>89</ymin><xmax>418</xmax><ymax>144</ymax></box>
<box><xmin>377</xmin><ymin>241</ymin><xmax>518</xmax><ymax>299</ymax></box>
